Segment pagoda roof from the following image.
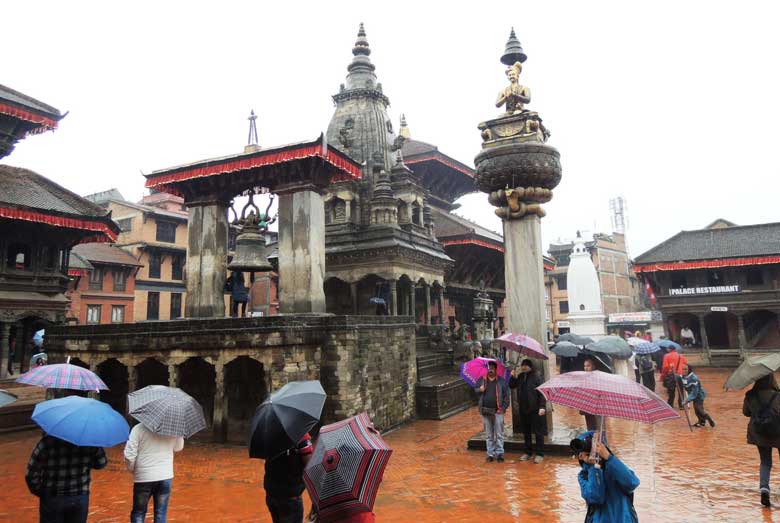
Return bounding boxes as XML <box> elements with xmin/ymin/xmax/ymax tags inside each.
<box><xmin>71</xmin><ymin>243</ymin><xmax>142</xmax><ymax>268</ymax></box>
<box><xmin>145</xmin><ymin>137</ymin><xmax>361</xmax><ymax>198</ymax></box>
<box><xmin>67</xmin><ymin>250</ymin><xmax>94</xmax><ymax>276</ymax></box>
<box><xmin>0</xmin><ymin>84</ymin><xmax>63</xmax><ymax>133</ymax></box>
<box><xmin>433</xmin><ymin>208</ymin><xmax>503</xmax><ymax>249</ymax></box>
<box><xmin>0</xmin><ymin>164</ymin><xmax>119</xmax><ymax>243</ymax></box>
<box><xmin>401</xmin><ymin>139</ymin><xmax>476</xmax><ymax>205</ymax></box>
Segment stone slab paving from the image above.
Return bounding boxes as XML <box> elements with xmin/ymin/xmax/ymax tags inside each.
<box><xmin>1</xmin><ymin>369</ymin><xmax>780</xmax><ymax>522</ymax></box>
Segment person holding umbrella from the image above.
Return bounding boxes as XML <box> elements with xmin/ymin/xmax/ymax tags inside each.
<box><xmin>743</xmin><ymin>374</ymin><xmax>780</xmax><ymax>507</ymax></box>
<box><xmin>509</xmin><ymin>359</ymin><xmax>548</xmax><ymax>463</ymax></box>
<box><xmin>476</xmin><ymin>360</ymin><xmax>510</xmax><ymax>463</ymax></box>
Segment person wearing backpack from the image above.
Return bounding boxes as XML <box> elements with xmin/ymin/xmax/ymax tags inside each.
<box><xmin>681</xmin><ymin>364</ymin><xmax>714</xmax><ymax>428</ymax></box>
<box><xmin>743</xmin><ymin>374</ymin><xmax>780</xmax><ymax>508</ymax></box>
<box><xmin>638</xmin><ymin>354</ymin><xmax>656</xmax><ymax>391</ymax></box>
<box><xmin>661</xmin><ymin>347</ymin><xmax>686</xmax><ymax>409</ymax></box>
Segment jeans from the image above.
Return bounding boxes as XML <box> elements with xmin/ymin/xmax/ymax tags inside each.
<box><xmin>482</xmin><ymin>413</ymin><xmax>505</xmax><ymax>457</ymax></box>
<box><xmin>131</xmin><ymin>479</ymin><xmax>172</xmax><ymax>523</ymax></box>
<box><xmin>758</xmin><ymin>447</ymin><xmax>780</xmax><ymax>491</ymax></box>
<box><xmin>692</xmin><ymin>400</ymin><xmax>713</xmax><ymax>425</ymax></box>
<box><xmin>39</xmin><ymin>493</ymin><xmax>89</xmax><ymax>523</ymax></box>
<box><xmin>266</xmin><ymin>496</ymin><xmax>304</xmax><ymax>523</ymax></box>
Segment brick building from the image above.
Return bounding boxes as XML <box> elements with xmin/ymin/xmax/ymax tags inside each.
<box><xmin>547</xmin><ymin>232</ymin><xmax>643</xmax><ymax>336</ymax></box>
<box><xmin>66</xmin><ymin>243</ymin><xmax>141</xmax><ymax>325</ymax></box>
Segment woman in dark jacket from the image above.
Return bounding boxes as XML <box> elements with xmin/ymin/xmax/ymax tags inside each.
<box><xmin>744</xmin><ymin>374</ymin><xmax>780</xmax><ymax>507</ymax></box>
<box><xmin>509</xmin><ymin>359</ymin><xmax>548</xmax><ymax>463</ymax></box>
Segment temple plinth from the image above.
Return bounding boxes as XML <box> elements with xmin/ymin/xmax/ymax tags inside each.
<box><xmin>474</xmin><ymin>29</ymin><xmax>562</xmax><ymax>435</ymax></box>
<box><xmin>144</xmin><ymin>136</ymin><xmax>360</xmax><ymax>317</ymax></box>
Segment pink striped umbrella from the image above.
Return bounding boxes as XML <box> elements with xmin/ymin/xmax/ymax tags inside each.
<box><xmin>496</xmin><ymin>333</ymin><xmax>548</xmax><ymax>360</ymax></box>
<box><xmin>537</xmin><ymin>370</ymin><xmax>678</xmax><ymax>424</ymax></box>
<box><xmin>16</xmin><ymin>363</ymin><xmax>108</xmax><ymax>391</ymax></box>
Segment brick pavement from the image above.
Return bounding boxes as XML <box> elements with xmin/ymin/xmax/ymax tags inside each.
<box><xmin>1</xmin><ymin>369</ymin><xmax>780</xmax><ymax>522</ymax></box>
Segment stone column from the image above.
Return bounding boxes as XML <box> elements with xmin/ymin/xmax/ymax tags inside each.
<box><xmin>697</xmin><ymin>313</ymin><xmax>711</xmax><ymax>363</ymax></box>
<box><xmin>127</xmin><ymin>364</ymin><xmax>137</xmax><ymax>393</ymax></box>
<box><xmin>20</xmin><ymin>321</ymin><xmax>30</xmax><ymax>373</ymax></box>
<box><xmin>350</xmin><ymin>282</ymin><xmax>359</xmax><ymax>315</ymax></box>
<box><xmin>737</xmin><ymin>314</ymin><xmax>748</xmax><ymax>356</ymax></box>
<box><xmin>185</xmin><ymin>198</ymin><xmax>229</xmax><ymax>318</ymax></box>
<box><xmin>424</xmin><ymin>284</ymin><xmax>431</xmax><ymax>325</ymax></box>
<box><xmin>168</xmin><ymin>363</ymin><xmax>179</xmax><ymax>388</ymax></box>
<box><xmin>409</xmin><ymin>284</ymin><xmax>417</xmax><ymax>324</ymax></box>
<box><xmin>389</xmin><ymin>280</ymin><xmax>398</xmax><ymax>316</ymax></box>
<box><xmin>212</xmin><ymin>363</ymin><xmax>227</xmax><ymax>442</ymax></box>
<box><xmin>437</xmin><ymin>287</ymin><xmax>445</xmax><ymax>325</ymax></box>
<box><xmin>0</xmin><ymin>322</ymin><xmax>9</xmax><ymax>380</ymax></box>
<box><xmin>277</xmin><ymin>187</ymin><xmax>326</xmax><ymax>313</ymax></box>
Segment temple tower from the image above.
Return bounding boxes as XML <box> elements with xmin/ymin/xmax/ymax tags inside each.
<box><xmin>566</xmin><ymin>232</ymin><xmax>607</xmax><ymax>339</ymax></box>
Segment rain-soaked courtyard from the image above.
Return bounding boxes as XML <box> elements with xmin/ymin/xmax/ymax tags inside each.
<box><xmin>1</xmin><ymin>368</ymin><xmax>778</xmax><ymax>523</ymax></box>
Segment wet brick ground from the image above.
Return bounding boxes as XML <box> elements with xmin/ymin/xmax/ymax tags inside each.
<box><xmin>2</xmin><ymin>368</ymin><xmax>780</xmax><ymax>522</ymax></box>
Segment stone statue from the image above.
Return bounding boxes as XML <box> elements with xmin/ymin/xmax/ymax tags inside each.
<box><xmin>495</xmin><ymin>62</ymin><xmax>530</xmax><ymax>115</ymax></box>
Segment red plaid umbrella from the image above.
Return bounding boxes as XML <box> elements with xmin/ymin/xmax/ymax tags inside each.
<box><xmin>537</xmin><ymin>370</ymin><xmax>678</xmax><ymax>424</ymax></box>
<box><xmin>304</xmin><ymin>412</ymin><xmax>391</xmax><ymax>522</ymax></box>
<box><xmin>496</xmin><ymin>333</ymin><xmax>548</xmax><ymax>360</ymax></box>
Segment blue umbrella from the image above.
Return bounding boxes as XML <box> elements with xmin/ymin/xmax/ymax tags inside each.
<box><xmin>33</xmin><ymin>329</ymin><xmax>45</xmax><ymax>348</ymax></box>
<box><xmin>634</xmin><ymin>341</ymin><xmax>661</xmax><ymax>355</ymax></box>
<box><xmin>32</xmin><ymin>396</ymin><xmax>130</xmax><ymax>447</ymax></box>
<box><xmin>658</xmin><ymin>339</ymin><xmax>682</xmax><ymax>351</ymax></box>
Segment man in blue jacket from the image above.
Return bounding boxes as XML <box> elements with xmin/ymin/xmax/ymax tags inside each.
<box><xmin>572</xmin><ymin>431</ymin><xmax>640</xmax><ymax>523</ymax></box>
<box><xmin>475</xmin><ymin>361</ymin><xmax>510</xmax><ymax>463</ymax></box>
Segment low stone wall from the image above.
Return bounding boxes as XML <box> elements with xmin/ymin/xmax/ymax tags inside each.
<box><xmin>46</xmin><ymin>315</ymin><xmax>416</xmax><ymax>439</ymax></box>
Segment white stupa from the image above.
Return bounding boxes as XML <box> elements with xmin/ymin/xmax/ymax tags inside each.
<box><xmin>565</xmin><ymin>232</ymin><xmax>606</xmax><ymax>340</ymax></box>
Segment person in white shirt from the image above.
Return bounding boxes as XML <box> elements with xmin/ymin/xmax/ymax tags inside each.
<box><xmin>124</xmin><ymin>423</ymin><xmax>184</xmax><ymax>523</ymax></box>
<box><xmin>680</xmin><ymin>326</ymin><xmax>696</xmax><ymax>347</ymax></box>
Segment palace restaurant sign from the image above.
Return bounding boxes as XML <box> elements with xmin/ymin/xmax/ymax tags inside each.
<box><xmin>668</xmin><ymin>285</ymin><xmax>740</xmax><ymax>296</ymax></box>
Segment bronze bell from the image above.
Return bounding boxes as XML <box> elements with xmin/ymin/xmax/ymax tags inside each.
<box><xmin>227</xmin><ymin>214</ymin><xmax>273</xmax><ymax>272</ymax></box>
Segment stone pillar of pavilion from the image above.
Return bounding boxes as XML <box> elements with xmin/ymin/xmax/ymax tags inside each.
<box><xmin>475</xmin><ymin>29</ymin><xmax>562</xmax><ymax>435</ymax></box>
<box><xmin>185</xmin><ymin>198</ymin><xmax>230</xmax><ymax>318</ymax></box>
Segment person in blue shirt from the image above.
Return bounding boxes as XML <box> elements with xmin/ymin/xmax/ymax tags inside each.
<box><xmin>572</xmin><ymin>431</ymin><xmax>640</xmax><ymax>523</ymax></box>
<box><xmin>682</xmin><ymin>364</ymin><xmax>715</xmax><ymax>428</ymax></box>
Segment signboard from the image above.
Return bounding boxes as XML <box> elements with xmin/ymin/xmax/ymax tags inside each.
<box><xmin>668</xmin><ymin>285</ymin><xmax>740</xmax><ymax>296</ymax></box>
<box><xmin>710</xmin><ymin>306</ymin><xmax>729</xmax><ymax>312</ymax></box>
<box><xmin>556</xmin><ymin>321</ymin><xmax>570</xmax><ymax>328</ymax></box>
<box><xmin>608</xmin><ymin>311</ymin><xmax>654</xmax><ymax>323</ymax></box>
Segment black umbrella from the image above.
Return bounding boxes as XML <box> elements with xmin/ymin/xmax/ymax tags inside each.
<box><xmin>249</xmin><ymin>380</ymin><xmax>326</xmax><ymax>459</ymax></box>
<box><xmin>557</xmin><ymin>333</ymin><xmax>594</xmax><ymax>346</ymax></box>
<box><xmin>551</xmin><ymin>341</ymin><xmax>581</xmax><ymax>358</ymax></box>
<box><xmin>585</xmin><ymin>336</ymin><xmax>633</xmax><ymax>360</ymax></box>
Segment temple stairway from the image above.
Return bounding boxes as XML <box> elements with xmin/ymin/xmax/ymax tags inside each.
<box><xmin>414</xmin><ymin>333</ymin><xmax>476</xmax><ymax>420</ymax></box>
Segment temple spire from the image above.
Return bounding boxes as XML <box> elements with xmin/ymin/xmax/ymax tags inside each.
<box><xmin>245</xmin><ymin>110</ymin><xmax>261</xmax><ymax>153</ymax></box>
<box><xmin>399</xmin><ymin>114</ymin><xmax>410</xmax><ymax>139</ymax></box>
<box><xmin>345</xmin><ymin>23</ymin><xmax>377</xmax><ymax>88</ymax></box>
<box><xmin>501</xmin><ymin>27</ymin><xmax>527</xmax><ymax>65</ymax></box>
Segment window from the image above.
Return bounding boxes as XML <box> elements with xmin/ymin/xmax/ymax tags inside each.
<box><xmin>746</xmin><ymin>267</ymin><xmax>764</xmax><ymax>286</ymax></box>
<box><xmin>113</xmin><ymin>269</ymin><xmax>127</xmax><ymax>291</ymax></box>
<box><xmin>117</xmin><ymin>218</ymin><xmax>133</xmax><ymax>232</ymax></box>
<box><xmin>555</xmin><ymin>275</ymin><xmax>567</xmax><ymax>291</ymax></box>
<box><xmin>670</xmin><ymin>272</ymin><xmax>687</xmax><ymax>288</ymax></box>
<box><xmin>6</xmin><ymin>243</ymin><xmax>30</xmax><ymax>269</ymax></box>
<box><xmin>111</xmin><ymin>305</ymin><xmax>125</xmax><ymax>323</ymax></box>
<box><xmin>147</xmin><ymin>292</ymin><xmax>160</xmax><ymax>320</ymax></box>
<box><xmin>170</xmin><ymin>292</ymin><xmax>182</xmax><ymax>319</ymax></box>
<box><xmin>156</xmin><ymin>221</ymin><xmax>177</xmax><ymax>243</ymax></box>
<box><xmin>149</xmin><ymin>252</ymin><xmax>161</xmax><ymax>279</ymax></box>
<box><xmin>171</xmin><ymin>255</ymin><xmax>184</xmax><ymax>280</ymax></box>
<box><xmin>559</xmin><ymin>301</ymin><xmax>569</xmax><ymax>314</ymax></box>
<box><xmin>88</xmin><ymin>268</ymin><xmax>103</xmax><ymax>290</ymax></box>
<box><xmin>706</xmin><ymin>270</ymin><xmax>723</xmax><ymax>286</ymax></box>
<box><xmin>86</xmin><ymin>305</ymin><xmax>102</xmax><ymax>324</ymax></box>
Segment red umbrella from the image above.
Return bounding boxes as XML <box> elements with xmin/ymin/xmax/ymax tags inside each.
<box><xmin>537</xmin><ymin>370</ymin><xmax>678</xmax><ymax>424</ymax></box>
<box><xmin>496</xmin><ymin>333</ymin><xmax>548</xmax><ymax>360</ymax></box>
<box><xmin>304</xmin><ymin>412</ymin><xmax>391</xmax><ymax>522</ymax></box>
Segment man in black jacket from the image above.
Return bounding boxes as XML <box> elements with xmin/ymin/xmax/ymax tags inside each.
<box><xmin>509</xmin><ymin>359</ymin><xmax>548</xmax><ymax>463</ymax></box>
<box><xmin>264</xmin><ymin>433</ymin><xmax>313</xmax><ymax>523</ymax></box>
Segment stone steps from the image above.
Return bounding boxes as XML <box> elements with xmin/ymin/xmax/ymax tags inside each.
<box><xmin>0</xmin><ymin>379</ymin><xmax>45</xmax><ymax>433</ymax></box>
<box><xmin>416</xmin><ymin>352</ymin><xmax>454</xmax><ymax>380</ymax></box>
<box><xmin>708</xmin><ymin>350</ymin><xmax>742</xmax><ymax>368</ymax></box>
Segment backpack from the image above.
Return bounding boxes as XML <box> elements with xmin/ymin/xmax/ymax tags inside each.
<box><xmin>639</xmin><ymin>355</ymin><xmax>654</xmax><ymax>374</ymax></box>
<box><xmin>751</xmin><ymin>392</ymin><xmax>780</xmax><ymax>437</ymax></box>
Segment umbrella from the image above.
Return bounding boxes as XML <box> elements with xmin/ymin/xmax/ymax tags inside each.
<box><xmin>459</xmin><ymin>357</ymin><xmax>510</xmax><ymax>388</ymax></box>
<box><xmin>249</xmin><ymin>380</ymin><xmax>326</xmax><ymax>459</ymax></box>
<box><xmin>585</xmin><ymin>336</ymin><xmax>633</xmax><ymax>360</ymax></box>
<box><xmin>626</xmin><ymin>337</ymin><xmax>645</xmax><ymax>348</ymax></box>
<box><xmin>658</xmin><ymin>339</ymin><xmax>682</xmax><ymax>351</ymax></box>
<box><xmin>551</xmin><ymin>341</ymin><xmax>581</xmax><ymax>358</ymax></box>
<box><xmin>128</xmin><ymin>385</ymin><xmax>206</xmax><ymax>438</ymax></box>
<box><xmin>32</xmin><ymin>396</ymin><xmax>130</xmax><ymax>447</ymax></box>
<box><xmin>304</xmin><ymin>412</ymin><xmax>392</xmax><ymax>521</ymax></box>
<box><xmin>16</xmin><ymin>362</ymin><xmax>108</xmax><ymax>391</ymax></box>
<box><xmin>29</xmin><ymin>352</ymin><xmax>48</xmax><ymax>368</ymax></box>
<box><xmin>538</xmin><ymin>370</ymin><xmax>679</xmax><ymax>424</ymax></box>
<box><xmin>557</xmin><ymin>333</ymin><xmax>594</xmax><ymax>346</ymax></box>
<box><xmin>725</xmin><ymin>353</ymin><xmax>780</xmax><ymax>391</ymax></box>
<box><xmin>0</xmin><ymin>390</ymin><xmax>18</xmax><ymax>408</ymax></box>
<box><xmin>496</xmin><ymin>333</ymin><xmax>548</xmax><ymax>360</ymax></box>
<box><xmin>368</xmin><ymin>297</ymin><xmax>386</xmax><ymax>305</ymax></box>
<box><xmin>33</xmin><ymin>329</ymin><xmax>45</xmax><ymax>348</ymax></box>
<box><xmin>634</xmin><ymin>341</ymin><xmax>661</xmax><ymax>355</ymax></box>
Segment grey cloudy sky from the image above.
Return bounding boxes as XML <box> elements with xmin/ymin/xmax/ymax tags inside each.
<box><xmin>4</xmin><ymin>1</ymin><xmax>779</xmax><ymax>257</ymax></box>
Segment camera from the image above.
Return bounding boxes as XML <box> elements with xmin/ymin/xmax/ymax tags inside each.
<box><xmin>570</xmin><ymin>435</ymin><xmax>592</xmax><ymax>455</ymax></box>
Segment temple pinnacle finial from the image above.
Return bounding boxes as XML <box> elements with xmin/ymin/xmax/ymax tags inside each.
<box><xmin>501</xmin><ymin>27</ymin><xmax>527</xmax><ymax>65</ymax></box>
<box><xmin>247</xmin><ymin>110</ymin><xmax>259</xmax><ymax>146</ymax></box>
<box><xmin>353</xmin><ymin>22</ymin><xmax>371</xmax><ymax>57</ymax></box>
<box><xmin>399</xmin><ymin>114</ymin><xmax>410</xmax><ymax>139</ymax></box>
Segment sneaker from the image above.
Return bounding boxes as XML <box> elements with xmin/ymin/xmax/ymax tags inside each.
<box><xmin>519</xmin><ymin>454</ymin><xmax>532</xmax><ymax>462</ymax></box>
<box><xmin>708</xmin><ymin>418</ymin><xmax>716</xmax><ymax>428</ymax></box>
<box><xmin>761</xmin><ymin>489</ymin><xmax>771</xmax><ymax>507</ymax></box>
<box><xmin>486</xmin><ymin>456</ymin><xmax>494</xmax><ymax>463</ymax></box>
<box><xmin>693</xmin><ymin>422</ymin><xmax>704</xmax><ymax>428</ymax></box>
<box><xmin>534</xmin><ymin>455</ymin><xmax>545</xmax><ymax>464</ymax></box>
<box><xmin>496</xmin><ymin>455</ymin><xmax>505</xmax><ymax>463</ymax></box>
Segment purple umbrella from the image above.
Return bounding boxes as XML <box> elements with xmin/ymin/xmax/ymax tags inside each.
<box><xmin>496</xmin><ymin>333</ymin><xmax>549</xmax><ymax>360</ymax></box>
<box><xmin>459</xmin><ymin>357</ymin><xmax>510</xmax><ymax>387</ymax></box>
<box><xmin>16</xmin><ymin>361</ymin><xmax>108</xmax><ymax>391</ymax></box>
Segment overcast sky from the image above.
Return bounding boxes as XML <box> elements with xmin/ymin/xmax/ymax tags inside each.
<box><xmin>4</xmin><ymin>1</ymin><xmax>779</xmax><ymax>257</ymax></box>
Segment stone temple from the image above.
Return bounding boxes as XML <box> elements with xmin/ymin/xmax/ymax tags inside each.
<box><xmin>46</xmin><ymin>25</ymin><xmax>539</xmax><ymax>440</ymax></box>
